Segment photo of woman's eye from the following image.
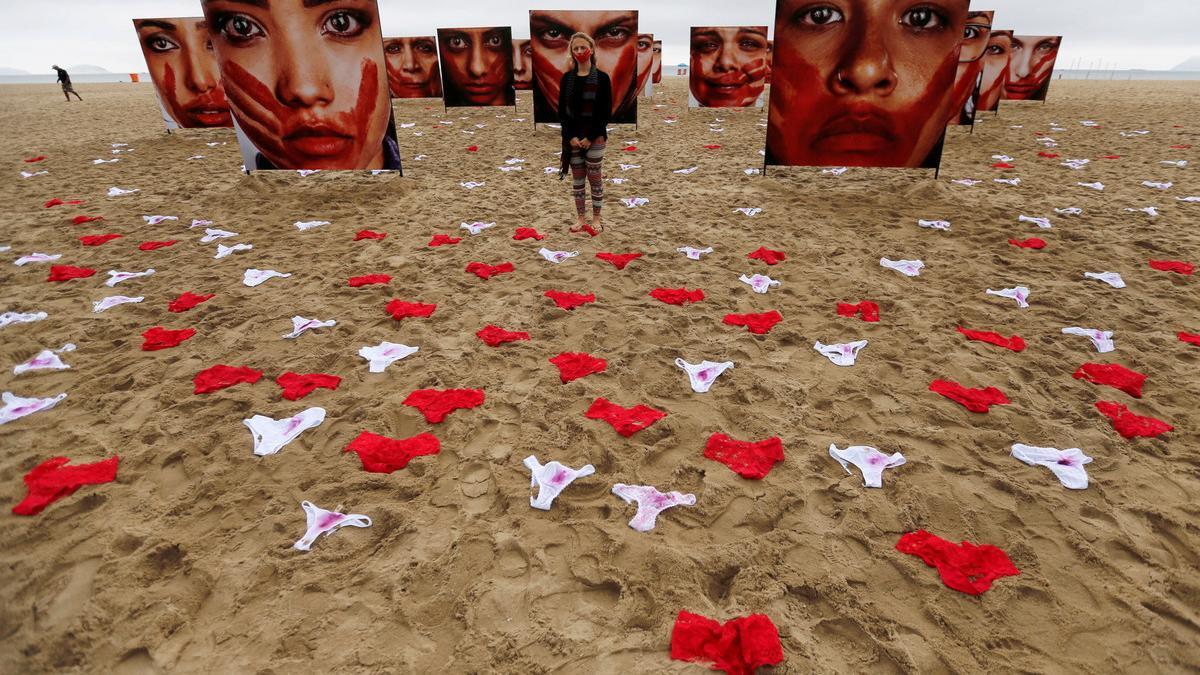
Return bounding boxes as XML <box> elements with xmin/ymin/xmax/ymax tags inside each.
<box><xmin>199</xmin><ymin>0</ymin><xmax>402</xmax><ymax>172</ymax></box>
<box><xmin>947</xmin><ymin>10</ymin><xmax>993</xmax><ymax>126</ymax></box>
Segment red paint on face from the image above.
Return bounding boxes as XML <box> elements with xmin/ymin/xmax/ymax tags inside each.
<box><xmin>162</xmin><ymin>62</ymin><xmax>232</xmax><ymax>128</ymax></box>
<box><xmin>768</xmin><ymin>0</ymin><xmax>967</xmax><ymax>168</ymax></box>
<box><xmin>947</xmin><ymin>57</ymin><xmax>984</xmax><ymax>124</ymax></box>
<box><xmin>223</xmin><ymin>58</ymin><xmax>380</xmax><ymax>169</ymax></box>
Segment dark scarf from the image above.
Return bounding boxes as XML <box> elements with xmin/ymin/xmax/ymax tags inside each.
<box><xmin>559</xmin><ymin>64</ymin><xmax>599</xmax><ymax>178</ymax></box>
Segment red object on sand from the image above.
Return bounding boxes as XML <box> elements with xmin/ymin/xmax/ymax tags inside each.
<box><xmin>896</xmin><ymin>530</ymin><xmax>1020</xmax><ymax>596</ymax></box>
<box><xmin>403</xmin><ymin>388</ymin><xmax>485</xmax><ymax>423</ymax></box>
<box><xmin>1170</xmin><ymin>144</ymin><xmax>1192</xmax><ymax>149</ymax></box>
<box><xmin>47</xmin><ymin>265</ymin><xmax>96</xmax><ymax>282</ymax></box>
<box><xmin>476</xmin><ymin>324</ymin><xmax>530</xmax><ymax>347</ymax></box>
<box><xmin>386</xmin><ymin>300</ymin><xmax>437</xmax><ymax>320</ymax></box>
<box><xmin>548</xmin><ymin>352</ymin><xmax>606</xmax><ymax>383</ymax></box>
<box><xmin>168</xmin><ymin>292</ymin><xmax>214</xmax><ymax>313</ymax></box>
<box><xmin>623</xmin><ymin>145</ymin><xmax>637</xmax><ymax>152</ymax></box>
<box><xmin>44</xmin><ymin>198</ymin><xmax>85</xmax><ymax>208</ymax></box>
<box><xmin>585</xmin><ymin>397</ymin><xmax>666</xmax><ymax>437</ymax></box>
<box><xmin>748</xmin><ymin>247</ymin><xmax>786</xmax><ymax>265</ymax></box>
<box><xmin>80</xmin><ymin>234</ymin><xmax>121</xmax><ymax>246</ymax></box>
<box><xmin>428</xmin><ymin>234</ymin><xmax>461</xmax><ymax>247</ymax></box>
<box><xmin>513</xmin><ymin>227</ymin><xmax>545</xmax><ymax>241</ymax></box>
<box><xmin>1095</xmin><ymin>401</ymin><xmax>1172</xmax><ymax>438</ymax></box>
<box><xmin>276</xmin><ymin>372</ymin><xmax>341</xmax><ymax>401</ymax></box>
<box><xmin>139</xmin><ymin>240</ymin><xmax>177</xmax><ymax>251</ymax></box>
<box><xmin>704</xmin><ymin>433</ymin><xmax>784</xmax><ymax>480</ymax></box>
<box><xmin>24</xmin><ymin>156</ymin><xmax>46</xmax><ymax>163</ymax></box>
<box><xmin>1180</xmin><ymin>332</ymin><xmax>1200</xmax><ymax>346</ymax></box>
<box><xmin>355</xmin><ymin>230</ymin><xmax>387</xmax><ymax>241</ymax></box>
<box><xmin>930</xmin><ymin>379</ymin><xmax>1010</xmax><ymax>412</ymax></box>
<box><xmin>348</xmin><ymin>274</ymin><xmax>391</xmax><ymax>287</ymax></box>
<box><xmin>595</xmin><ymin>252</ymin><xmax>642</xmax><ymax>269</ymax></box>
<box><xmin>194</xmin><ymin>364</ymin><xmax>263</xmax><ymax>394</ymax></box>
<box><xmin>724</xmin><ymin>311</ymin><xmax>783</xmax><ymax>335</ymax></box>
<box><xmin>992</xmin><ymin>162</ymin><xmax>1015</xmax><ymax>169</ymax></box>
<box><xmin>702</xmin><ymin>144</ymin><xmax>722</xmax><ymax>150</ymax></box>
<box><xmin>544</xmin><ymin>290</ymin><xmax>595</xmax><ymax>310</ymax></box>
<box><xmin>650</xmin><ymin>288</ymin><xmax>704</xmax><ymax>305</ymax></box>
<box><xmin>1038</xmin><ymin>152</ymin><xmax>1060</xmax><ymax>158</ymax></box>
<box><xmin>1009</xmin><ymin>238</ymin><xmax>1046</xmax><ymax>249</ymax></box>
<box><xmin>837</xmin><ymin>301</ymin><xmax>880</xmax><ymax>323</ymax></box>
<box><xmin>1100</xmin><ymin>155</ymin><xmax>1121</xmax><ymax>159</ymax></box>
<box><xmin>345</xmin><ymin>431</ymin><xmax>440</xmax><ymax>473</ymax></box>
<box><xmin>12</xmin><ymin>456</ymin><xmax>119</xmax><ymax>516</ymax></box>
<box><xmin>466</xmin><ymin>145</ymin><xmax>478</xmax><ymax>152</ymax></box>
<box><xmin>1073</xmin><ymin>363</ymin><xmax>1146</xmax><ymax>398</ymax></box>
<box><xmin>957</xmin><ymin>327</ymin><xmax>1026</xmax><ymax>352</ymax></box>
<box><xmin>72</xmin><ymin>215</ymin><xmax>104</xmax><ymax>225</ymax></box>
<box><xmin>572</xmin><ymin>223</ymin><xmax>599</xmax><ymax>237</ymax></box>
<box><xmin>1149</xmin><ymin>260</ymin><xmax>1194</xmax><ymax>275</ymax></box>
<box><xmin>670</xmin><ymin>610</ymin><xmax>784</xmax><ymax>675</ymax></box>
<box><xmin>141</xmin><ymin>326</ymin><xmax>195</xmax><ymax>351</ymax></box>
<box><xmin>466</xmin><ymin>261</ymin><xmax>514</xmax><ymax>280</ymax></box>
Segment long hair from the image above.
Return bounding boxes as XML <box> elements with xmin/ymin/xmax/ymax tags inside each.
<box><xmin>568</xmin><ymin>33</ymin><xmax>597</xmax><ymax>71</ymax></box>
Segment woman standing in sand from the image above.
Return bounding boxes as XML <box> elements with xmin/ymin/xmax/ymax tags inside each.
<box><xmin>557</xmin><ymin>33</ymin><xmax>612</xmax><ymax>233</ymax></box>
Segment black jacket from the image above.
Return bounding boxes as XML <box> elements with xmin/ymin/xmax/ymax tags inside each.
<box><xmin>557</xmin><ymin>68</ymin><xmax>611</xmax><ymax>144</ymax></box>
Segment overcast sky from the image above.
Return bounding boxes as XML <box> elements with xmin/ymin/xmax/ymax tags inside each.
<box><xmin>6</xmin><ymin>0</ymin><xmax>1198</xmax><ymax>73</ymax></box>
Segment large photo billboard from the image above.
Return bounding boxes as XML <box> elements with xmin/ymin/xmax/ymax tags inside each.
<box><xmin>948</xmin><ymin>10</ymin><xmax>994</xmax><ymax>125</ymax></box>
<box><xmin>978</xmin><ymin>29</ymin><xmax>1012</xmax><ymax>113</ymax></box>
<box><xmin>437</xmin><ymin>26</ymin><xmax>516</xmax><ymax>107</ymax></box>
<box><xmin>688</xmin><ymin>26</ymin><xmax>770</xmax><ymax>108</ymax></box>
<box><xmin>383</xmin><ymin>36</ymin><xmax>442</xmax><ymax>99</ymax></box>
<box><xmin>200</xmin><ymin>0</ymin><xmax>402</xmax><ymax>171</ymax></box>
<box><xmin>638</xmin><ymin>33</ymin><xmax>655</xmax><ymax>98</ymax></box>
<box><xmin>765</xmin><ymin>0</ymin><xmax>970</xmax><ymax>169</ymax></box>
<box><xmin>132</xmin><ymin>17</ymin><xmax>233</xmax><ymax>130</ymax></box>
<box><xmin>529</xmin><ymin>10</ymin><xmax>640</xmax><ymax>124</ymax></box>
<box><xmin>1004</xmin><ymin>35</ymin><xmax>1063</xmax><ymax>101</ymax></box>
<box><xmin>514</xmin><ymin>38</ymin><xmax>533</xmax><ymax>90</ymax></box>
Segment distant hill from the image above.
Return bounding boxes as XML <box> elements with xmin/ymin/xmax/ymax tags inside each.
<box><xmin>68</xmin><ymin>65</ymin><xmax>110</xmax><ymax>74</ymax></box>
<box><xmin>1172</xmin><ymin>56</ymin><xmax>1200</xmax><ymax>71</ymax></box>
<box><xmin>0</xmin><ymin>67</ymin><xmax>30</xmax><ymax>75</ymax></box>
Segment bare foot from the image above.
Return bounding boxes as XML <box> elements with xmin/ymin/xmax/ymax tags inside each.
<box><xmin>592</xmin><ymin>217</ymin><xmax>603</xmax><ymax>232</ymax></box>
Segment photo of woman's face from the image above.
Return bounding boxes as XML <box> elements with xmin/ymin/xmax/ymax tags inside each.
<box><xmin>652</xmin><ymin>40</ymin><xmax>662</xmax><ymax>84</ymax></box>
<box><xmin>636</xmin><ymin>33</ymin><xmax>654</xmax><ymax>96</ymax></box>
<box><xmin>513</xmin><ymin>38</ymin><xmax>533</xmax><ymax>90</ymax></box>
<box><xmin>767</xmin><ymin>0</ymin><xmax>970</xmax><ymax>168</ymax></box>
<box><xmin>530</xmin><ymin>9</ymin><xmax>639</xmax><ymax>121</ymax></box>
<box><xmin>689</xmin><ymin>26</ymin><xmax>771</xmax><ymax>108</ymax></box>
<box><xmin>437</xmin><ymin>27</ymin><xmax>514</xmax><ymax>107</ymax></box>
<box><xmin>947</xmin><ymin>10</ymin><xmax>993</xmax><ymax>124</ymax></box>
<box><xmin>133</xmin><ymin>17</ymin><xmax>232</xmax><ymax>129</ymax></box>
<box><xmin>978</xmin><ymin>30</ymin><xmax>1012</xmax><ymax>112</ymax></box>
<box><xmin>1005</xmin><ymin>35</ymin><xmax>1062</xmax><ymax>100</ymax></box>
<box><xmin>200</xmin><ymin>0</ymin><xmax>394</xmax><ymax>170</ymax></box>
<box><xmin>383</xmin><ymin>36</ymin><xmax>442</xmax><ymax>99</ymax></box>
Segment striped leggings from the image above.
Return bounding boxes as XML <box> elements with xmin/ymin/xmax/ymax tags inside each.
<box><xmin>570</xmin><ymin>139</ymin><xmax>605</xmax><ymax>216</ymax></box>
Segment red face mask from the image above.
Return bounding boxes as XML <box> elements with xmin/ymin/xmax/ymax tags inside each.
<box><xmin>575</xmin><ymin>48</ymin><xmax>592</xmax><ymax>64</ymax></box>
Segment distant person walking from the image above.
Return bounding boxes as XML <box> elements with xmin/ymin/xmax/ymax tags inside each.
<box><xmin>52</xmin><ymin>65</ymin><xmax>82</xmax><ymax>101</ymax></box>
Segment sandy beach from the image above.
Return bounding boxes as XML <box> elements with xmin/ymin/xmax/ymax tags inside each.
<box><xmin>1</xmin><ymin>76</ymin><xmax>1198</xmax><ymax>673</ymax></box>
